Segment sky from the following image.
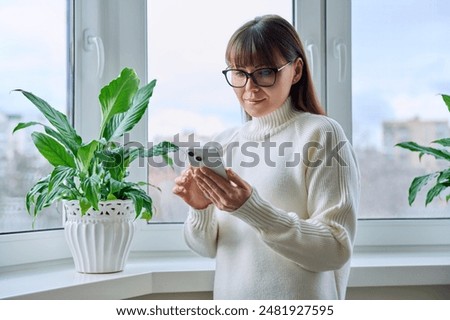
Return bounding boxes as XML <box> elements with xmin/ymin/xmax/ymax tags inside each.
<box><xmin>1</xmin><ymin>0</ymin><xmax>449</xmax><ymax>149</ymax></box>
<box><xmin>0</xmin><ymin>0</ymin><xmax>67</xmax><ymax>116</ymax></box>
<box><xmin>351</xmin><ymin>0</ymin><xmax>450</xmax><ymax>148</ymax></box>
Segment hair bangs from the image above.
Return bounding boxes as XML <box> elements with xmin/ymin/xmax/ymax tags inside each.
<box><xmin>226</xmin><ymin>27</ymin><xmax>278</xmax><ymax>68</ymax></box>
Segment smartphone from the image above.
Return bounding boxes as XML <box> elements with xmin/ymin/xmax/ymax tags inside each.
<box><xmin>187</xmin><ymin>146</ymin><xmax>228</xmax><ymax>180</ymax></box>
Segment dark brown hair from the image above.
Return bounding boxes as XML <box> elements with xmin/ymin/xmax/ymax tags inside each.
<box><xmin>225</xmin><ymin>15</ymin><xmax>325</xmax><ymax>118</ymax></box>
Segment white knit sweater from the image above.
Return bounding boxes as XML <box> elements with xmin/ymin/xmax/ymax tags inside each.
<box><xmin>184</xmin><ymin>98</ymin><xmax>360</xmax><ymax>300</ymax></box>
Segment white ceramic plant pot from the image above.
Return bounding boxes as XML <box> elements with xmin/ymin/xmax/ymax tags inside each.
<box><xmin>63</xmin><ymin>200</ymin><xmax>136</xmax><ymax>274</ymax></box>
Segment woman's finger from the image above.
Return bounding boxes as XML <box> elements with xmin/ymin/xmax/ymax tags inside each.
<box><xmin>195</xmin><ymin>174</ymin><xmax>223</xmax><ymax>199</ymax></box>
<box><xmin>226</xmin><ymin>168</ymin><xmax>251</xmax><ymax>190</ymax></box>
<box><xmin>197</xmin><ymin>180</ymin><xmax>235</xmax><ymax>211</ymax></box>
<box><xmin>192</xmin><ymin>166</ymin><xmax>252</xmax><ymax>212</ymax></box>
<box><xmin>172</xmin><ymin>185</ymin><xmax>185</xmax><ymax>195</ymax></box>
<box><xmin>195</xmin><ymin>167</ymin><xmax>220</xmax><ymax>187</ymax></box>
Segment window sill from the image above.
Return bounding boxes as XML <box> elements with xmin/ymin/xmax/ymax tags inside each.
<box><xmin>0</xmin><ymin>251</ymin><xmax>215</xmax><ymax>300</ymax></box>
<box><xmin>350</xmin><ymin>245</ymin><xmax>450</xmax><ymax>287</ymax></box>
<box><xmin>1</xmin><ymin>246</ymin><xmax>450</xmax><ymax>299</ymax></box>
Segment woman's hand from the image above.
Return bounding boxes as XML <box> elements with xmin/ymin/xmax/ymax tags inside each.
<box><xmin>193</xmin><ymin>167</ymin><xmax>252</xmax><ymax>212</ymax></box>
<box><xmin>172</xmin><ymin>168</ymin><xmax>213</xmax><ymax>210</ymax></box>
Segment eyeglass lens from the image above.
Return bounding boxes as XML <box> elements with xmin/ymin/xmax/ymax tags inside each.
<box><xmin>226</xmin><ymin>68</ymin><xmax>276</xmax><ymax>87</ymax></box>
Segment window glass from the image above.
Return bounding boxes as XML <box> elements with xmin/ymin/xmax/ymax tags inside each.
<box><xmin>147</xmin><ymin>0</ymin><xmax>292</xmax><ymax>222</ymax></box>
<box><xmin>0</xmin><ymin>0</ymin><xmax>68</xmax><ymax>233</ymax></box>
<box><xmin>352</xmin><ymin>0</ymin><xmax>450</xmax><ymax>218</ymax></box>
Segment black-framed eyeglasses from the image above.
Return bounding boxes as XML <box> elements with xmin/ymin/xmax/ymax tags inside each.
<box><xmin>221</xmin><ymin>61</ymin><xmax>292</xmax><ymax>88</ymax></box>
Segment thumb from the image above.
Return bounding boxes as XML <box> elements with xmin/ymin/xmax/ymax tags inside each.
<box><xmin>226</xmin><ymin>168</ymin><xmax>249</xmax><ymax>189</ymax></box>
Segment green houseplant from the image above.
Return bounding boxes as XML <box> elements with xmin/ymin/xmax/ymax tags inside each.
<box><xmin>395</xmin><ymin>94</ymin><xmax>450</xmax><ymax>206</ymax></box>
<box><xmin>13</xmin><ymin>67</ymin><xmax>178</xmax><ymax>273</ymax></box>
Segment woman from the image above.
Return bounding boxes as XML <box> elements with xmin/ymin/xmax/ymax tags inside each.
<box><xmin>173</xmin><ymin>15</ymin><xmax>360</xmax><ymax>300</ymax></box>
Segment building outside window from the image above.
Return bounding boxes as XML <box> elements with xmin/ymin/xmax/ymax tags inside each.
<box><xmin>0</xmin><ymin>0</ymin><xmax>67</xmax><ymax>233</ymax></box>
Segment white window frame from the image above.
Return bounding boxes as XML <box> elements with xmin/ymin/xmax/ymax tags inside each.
<box><xmin>1</xmin><ymin>0</ymin><xmax>450</xmax><ymax>270</ymax></box>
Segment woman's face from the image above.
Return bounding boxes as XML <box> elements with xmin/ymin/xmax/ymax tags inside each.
<box><xmin>230</xmin><ymin>56</ymin><xmax>302</xmax><ymax>118</ymax></box>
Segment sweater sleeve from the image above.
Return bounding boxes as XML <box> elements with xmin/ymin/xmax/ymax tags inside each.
<box><xmin>231</xmin><ymin>117</ymin><xmax>360</xmax><ymax>272</ymax></box>
<box><xmin>182</xmin><ymin>126</ymin><xmax>240</xmax><ymax>258</ymax></box>
<box><xmin>183</xmin><ymin>204</ymin><xmax>219</xmax><ymax>258</ymax></box>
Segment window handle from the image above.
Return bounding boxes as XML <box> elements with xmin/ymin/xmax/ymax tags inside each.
<box><xmin>333</xmin><ymin>39</ymin><xmax>347</xmax><ymax>83</ymax></box>
<box><xmin>306</xmin><ymin>41</ymin><xmax>318</xmax><ymax>81</ymax></box>
<box><xmin>83</xmin><ymin>29</ymin><xmax>105</xmax><ymax>78</ymax></box>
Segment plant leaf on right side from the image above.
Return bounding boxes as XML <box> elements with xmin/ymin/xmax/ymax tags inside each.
<box><xmin>395</xmin><ymin>141</ymin><xmax>450</xmax><ymax>161</ymax></box>
<box><xmin>408</xmin><ymin>173</ymin><xmax>437</xmax><ymax>205</ymax></box>
<box><xmin>442</xmin><ymin>94</ymin><xmax>450</xmax><ymax>112</ymax></box>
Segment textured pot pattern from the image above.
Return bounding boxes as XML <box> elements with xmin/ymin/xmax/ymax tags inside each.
<box><xmin>63</xmin><ymin>200</ymin><xmax>136</xmax><ymax>273</ymax></box>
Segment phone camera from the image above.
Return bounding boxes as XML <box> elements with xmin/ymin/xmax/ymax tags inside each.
<box><xmin>188</xmin><ymin>151</ymin><xmax>194</xmax><ymax>157</ymax></box>
<box><xmin>195</xmin><ymin>156</ymin><xmax>202</xmax><ymax>161</ymax></box>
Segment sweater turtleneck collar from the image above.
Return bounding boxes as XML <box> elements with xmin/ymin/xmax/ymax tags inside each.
<box><xmin>241</xmin><ymin>97</ymin><xmax>299</xmax><ymax>140</ymax></box>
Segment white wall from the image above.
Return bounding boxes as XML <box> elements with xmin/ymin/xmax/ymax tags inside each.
<box><xmin>130</xmin><ymin>285</ymin><xmax>450</xmax><ymax>300</ymax></box>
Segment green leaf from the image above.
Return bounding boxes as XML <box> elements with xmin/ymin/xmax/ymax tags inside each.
<box><xmin>48</xmin><ymin>166</ymin><xmax>77</xmax><ymax>192</ymax></box>
<box><xmin>395</xmin><ymin>141</ymin><xmax>450</xmax><ymax>161</ymax></box>
<box><xmin>124</xmin><ymin>187</ymin><xmax>153</xmax><ymax>220</ymax></box>
<box><xmin>442</xmin><ymin>94</ymin><xmax>450</xmax><ymax>112</ymax></box>
<box><xmin>407</xmin><ymin>173</ymin><xmax>437</xmax><ymax>205</ymax></box>
<box><xmin>126</xmin><ymin>191</ymin><xmax>143</xmax><ymax>220</ymax></box>
<box><xmin>109</xmin><ymin>178</ymin><xmax>133</xmax><ymax>195</ymax></box>
<box><xmin>13</xmin><ymin>121</ymin><xmax>80</xmax><ymax>155</ymax></box>
<box><xmin>433</xmin><ymin>138</ymin><xmax>450</xmax><ymax>147</ymax></box>
<box><xmin>14</xmin><ymin>90</ymin><xmax>82</xmax><ymax>147</ymax></box>
<box><xmin>107</xmin><ymin>193</ymin><xmax>118</xmax><ymax>200</ymax></box>
<box><xmin>82</xmin><ymin>175</ymin><xmax>101</xmax><ymax>211</ymax></box>
<box><xmin>426</xmin><ymin>183</ymin><xmax>447</xmax><ymax>206</ymax></box>
<box><xmin>45</xmin><ymin>184</ymin><xmax>70</xmax><ymax>209</ymax></box>
<box><xmin>26</xmin><ymin>176</ymin><xmax>50</xmax><ymax>215</ymax></box>
<box><xmin>437</xmin><ymin>169</ymin><xmax>450</xmax><ymax>188</ymax></box>
<box><xmin>34</xmin><ymin>192</ymin><xmax>48</xmax><ymax>218</ymax></box>
<box><xmin>77</xmin><ymin>140</ymin><xmax>100</xmax><ymax>172</ymax></box>
<box><xmin>140</xmin><ymin>211</ymin><xmax>152</xmax><ymax>221</ymax></box>
<box><xmin>141</xmin><ymin>196</ymin><xmax>154</xmax><ymax>221</ymax></box>
<box><xmin>79</xmin><ymin>197</ymin><xmax>91</xmax><ymax>216</ymax></box>
<box><xmin>97</xmin><ymin>147</ymin><xmax>126</xmax><ymax>181</ymax></box>
<box><xmin>103</xmin><ymin>79</ymin><xmax>157</xmax><ymax>141</ymax></box>
<box><xmin>31</xmin><ymin>132</ymin><xmax>77</xmax><ymax>168</ymax></box>
<box><xmin>12</xmin><ymin>121</ymin><xmax>42</xmax><ymax>133</ymax></box>
<box><xmin>123</xmin><ymin>142</ymin><xmax>178</xmax><ymax>168</ymax></box>
<box><xmin>96</xmin><ymin>148</ymin><xmax>121</xmax><ymax>167</ymax></box>
<box><xmin>123</xmin><ymin>147</ymin><xmax>141</xmax><ymax>167</ymax></box>
<box><xmin>44</xmin><ymin>126</ymin><xmax>80</xmax><ymax>156</ymax></box>
<box><xmin>162</xmin><ymin>153</ymin><xmax>174</xmax><ymax>167</ymax></box>
<box><xmin>140</xmin><ymin>141</ymin><xmax>179</xmax><ymax>157</ymax></box>
<box><xmin>99</xmin><ymin>68</ymin><xmax>140</xmax><ymax>138</ymax></box>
